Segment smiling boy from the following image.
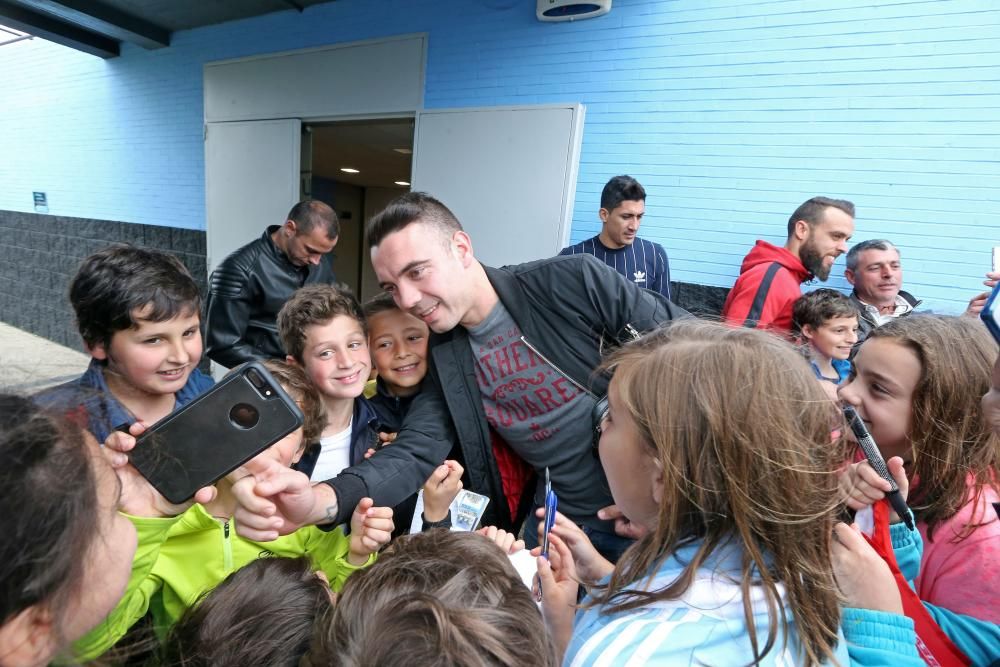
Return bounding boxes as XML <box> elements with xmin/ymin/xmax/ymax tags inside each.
<box><xmin>363</xmin><ymin>292</ymin><xmax>429</xmax><ymax>432</ymax></box>
<box><xmin>792</xmin><ymin>288</ymin><xmax>860</xmax><ymax>386</ymax></box>
<box><xmin>35</xmin><ymin>245</ymin><xmax>213</xmax><ymax>442</ymax></box>
<box><xmin>277</xmin><ymin>284</ymin><xmax>381</xmax><ymax>482</ymax></box>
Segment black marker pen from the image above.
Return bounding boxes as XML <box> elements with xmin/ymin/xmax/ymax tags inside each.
<box><xmin>842</xmin><ymin>405</ymin><xmax>915</xmax><ymax>530</ymax></box>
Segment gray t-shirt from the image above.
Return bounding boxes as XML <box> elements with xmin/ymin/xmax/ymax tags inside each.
<box><xmin>467</xmin><ymin>300</ymin><xmax>612</xmax><ymax>525</ymax></box>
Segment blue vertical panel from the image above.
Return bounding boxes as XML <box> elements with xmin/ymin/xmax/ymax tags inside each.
<box><xmin>0</xmin><ymin>0</ymin><xmax>997</xmax><ymax>311</ymax></box>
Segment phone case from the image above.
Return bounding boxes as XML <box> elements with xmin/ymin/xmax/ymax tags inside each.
<box><xmin>982</xmin><ymin>282</ymin><xmax>1000</xmax><ymax>345</ymax></box>
<box><xmin>129</xmin><ymin>361</ymin><xmax>304</xmax><ymax>504</ymax></box>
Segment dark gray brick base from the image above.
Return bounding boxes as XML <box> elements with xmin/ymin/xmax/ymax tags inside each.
<box><xmin>0</xmin><ymin>210</ymin><xmax>207</xmax><ymax>351</ymax></box>
<box><xmin>670</xmin><ymin>281</ymin><xmax>730</xmax><ymax>318</ymax></box>
<box><xmin>0</xmin><ymin>209</ymin><xmax>730</xmax><ymax>353</ymax></box>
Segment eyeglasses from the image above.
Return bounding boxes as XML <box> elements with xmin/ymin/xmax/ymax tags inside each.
<box><xmin>592</xmin><ymin>395</ymin><xmax>609</xmax><ymax>455</ymax></box>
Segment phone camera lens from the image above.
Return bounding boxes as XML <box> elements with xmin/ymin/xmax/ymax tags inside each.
<box><xmin>229</xmin><ymin>403</ymin><xmax>260</xmax><ymax>430</ymax></box>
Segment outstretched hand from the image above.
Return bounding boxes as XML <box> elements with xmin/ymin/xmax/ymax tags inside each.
<box><xmin>965</xmin><ymin>271</ymin><xmax>1000</xmax><ymax>316</ymax></box>
<box><xmin>348</xmin><ymin>497</ymin><xmax>394</xmax><ymax>565</ymax></box>
<box><xmin>422</xmin><ymin>460</ymin><xmax>464</xmax><ymax>523</ymax></box>
<box><xmin>230</xmin><ymin>456</ymin><xmax>319</xmax><ymax>541</ymax></box>
<box><xmin>103</xmin><ymin>422</ymin><xmax>216</xmax><ymax>518</ymax></box>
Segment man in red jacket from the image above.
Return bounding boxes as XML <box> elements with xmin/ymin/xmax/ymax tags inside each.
<box><xmin>722</xmin><ymin>196</ymin><xmax>855</xmax><ymax>333</ymax></box>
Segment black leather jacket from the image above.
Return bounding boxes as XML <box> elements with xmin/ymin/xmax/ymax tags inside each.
<box><xmin>322</xmin><ymin>254</ymin><xmax>688</xmax><ymax>530</ymax></box>
<box><xmin>205</xmin><ymin>226</ymin><xmax>337</xmax><ymax>368</ymax></box>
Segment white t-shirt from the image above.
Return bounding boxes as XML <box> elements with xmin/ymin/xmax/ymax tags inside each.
<box><xmin>311</xmin><ymin>420</ymin><xmax>352</xmax><ymax>482</ymax></box>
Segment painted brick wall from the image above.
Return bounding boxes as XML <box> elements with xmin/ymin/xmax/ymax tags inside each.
<box><xmin>1</xmin><ymin>0</ymin><xmax>998</xmax><ymax>313</ymax></box>
<box><xmin>0</xmin><ymin>211</ymin><xmax>206</xmax><ymax>350</ymax></box>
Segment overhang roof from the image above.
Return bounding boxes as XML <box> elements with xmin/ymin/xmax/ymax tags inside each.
<box><xmin>0</xmin><ymin>0</ymin><xmax>336</xmax><ymax>58</ymax></box>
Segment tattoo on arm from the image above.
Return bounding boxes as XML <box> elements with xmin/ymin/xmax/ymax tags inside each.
<box><xmin>322</xmin><ymin>503</ymin><xmax>338</xmax><ymax>525</ymax></box>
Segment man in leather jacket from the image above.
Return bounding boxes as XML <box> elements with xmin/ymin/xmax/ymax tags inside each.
<box><xmin>205</xmin><ymin>200</ymin><xmax>339</xmax><ymax>368</ymax></box>
<box><xmin>232</xmin><ymin>193</ymin><xmax>687</xmax><ymax>561</ymax></box>
<box><xmin>844</xmin><ymin>239</ymin><xmax>919</xmax><ymax>346</ymax></box>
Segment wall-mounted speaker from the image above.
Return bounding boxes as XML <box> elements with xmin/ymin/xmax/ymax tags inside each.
<box><xmin>536</xmin><ymin>0</ymin><xmax>611</xmax><ymax>22</ymax></box>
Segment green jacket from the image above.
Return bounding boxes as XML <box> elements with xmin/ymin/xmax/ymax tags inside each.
<box><xmin>74</xmin><ymin>504</ymin><xmax>372</xmax><ymax>661</ymax></box>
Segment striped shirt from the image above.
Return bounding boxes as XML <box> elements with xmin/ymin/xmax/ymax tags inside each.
<box><xmin>559</xmin><ymin>235</ymin><xmax>671</xmax><ymax>299</ymax></box>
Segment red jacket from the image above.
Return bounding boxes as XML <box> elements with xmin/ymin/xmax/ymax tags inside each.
<box><xmin>722</xmin><ymin>240</ymin><xmax>811</xmax><ymax>333</ymax></box>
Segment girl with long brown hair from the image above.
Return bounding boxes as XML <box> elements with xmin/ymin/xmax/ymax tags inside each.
<box><xmin>839</xmin><ymin>315</ymin><xmax>1000</xmax><ymax>623</ymax></box>
<box><xmin>0</xmin><ymin>395</ymin><xmax>137</xmax><ymax>667</ymax></box>
<box><xmin>537</xmin><ymin>320</ymin><xmax>922</xmax><ymax>666</ymax></box>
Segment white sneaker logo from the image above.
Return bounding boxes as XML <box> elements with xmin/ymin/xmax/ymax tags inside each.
<box><xmin>633</xmin><ymin>270</ymin><xmax>646</xmax><ymax>284</ymax></box>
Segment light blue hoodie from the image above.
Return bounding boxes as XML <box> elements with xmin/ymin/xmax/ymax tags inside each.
<box><xmin>890</xmin><ymin>523</ymin><xmax>1000</xmax><ymax>665</ymax></box>
<box><xmin>564</xmin><ymin>539</ymin><xmax>924</xmax><ymax>667</ymax></box>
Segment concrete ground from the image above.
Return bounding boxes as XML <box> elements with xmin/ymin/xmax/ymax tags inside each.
<box><xmin>1</xmin><ymin>321</ymin><xmax>90</xmax><ymax>393</ymax></box>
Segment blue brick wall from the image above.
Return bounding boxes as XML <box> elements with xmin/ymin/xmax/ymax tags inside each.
<box><xmin>1</xmin><ymin>0</ymin><xmax>998</xmax><ymax>312</ymax></box>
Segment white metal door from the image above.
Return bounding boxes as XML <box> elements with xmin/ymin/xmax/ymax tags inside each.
<box><xmin>410</xmin><ymin>104</ymin><xmax>584</xmax><ymax>268</ymax></box>
<box><xmin>205</xmin><ymin>119</ymin><xmax>301</xmax><ymax>273</ymax></box>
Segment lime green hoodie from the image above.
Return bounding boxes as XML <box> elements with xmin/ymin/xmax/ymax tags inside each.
<box><xmin>74</xmin><ymin>504</ymin><xmax>372</xmax><ymax>661</ymax></box>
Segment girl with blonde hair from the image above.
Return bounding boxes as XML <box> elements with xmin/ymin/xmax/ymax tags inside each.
<box><xmin>537</xmin><ymin>320</ymin><xmax>922</xmax><ymax>666</ymax></box>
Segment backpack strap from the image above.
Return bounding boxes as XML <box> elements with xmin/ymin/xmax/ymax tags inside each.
<box><xmin>742</xmin><ymin>262</ymin><xmax>784</xmax><ymax>328</ymax></box>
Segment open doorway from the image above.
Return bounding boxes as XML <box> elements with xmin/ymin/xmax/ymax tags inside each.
<box><xmin>304</xmin><ymin>118</ymin><xmax>414</xmax><ymax>301</ymax></box>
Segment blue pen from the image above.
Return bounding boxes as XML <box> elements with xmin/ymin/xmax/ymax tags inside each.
<box><xmin>541</xmin><ymin>467</ymin><xmax>559</xmax><ymax>559</ymax></box>
<box><xmin>535</xmin><ymin>467</ymin><xmax>559</xmax><ymax>602</ymax></box>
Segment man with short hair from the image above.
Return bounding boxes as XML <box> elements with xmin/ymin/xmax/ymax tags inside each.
<box><xmin>722</xmin><ymin>196</ymin><xmax>855</xmax><ymax>333</ymax></box>
<box><xmin>205</xmin><ymin>200</ymin><xmax>339</xmax><ymax>368</ymax></box>
<box><xmin>559</xmin><ymin>175</ymin><xmax>672</xmax><ymax>298</ymax></box>
<box><xmin>232</xmin><ymin>192</ymin><xmax>688</xmax><ymax>561</ymax></box>
<box><xmin>844</xmin><ymin>239</ymin><xmax>919</xmax><ymax>345</ymax></box>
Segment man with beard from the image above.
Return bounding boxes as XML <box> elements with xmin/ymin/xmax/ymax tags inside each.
<box><xmin>722</xmin><ymin>197</ymin><xmax>854</xmax><ymax>333</ymax></box>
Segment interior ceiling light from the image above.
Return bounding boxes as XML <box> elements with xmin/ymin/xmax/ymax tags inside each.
<box><xmin>393</xmin><ymin>148</ymin><xmax>413</xmax><ymax>154</ymax></box>
<box><xmin>394</xmin><ymin>181</ymin><xmax>410</xmax><ymax>186</ymax></box>
<box><xmin>340</xmin><ymin>167</ymin><xmax>360</xmax><ymax>174</ymax></box>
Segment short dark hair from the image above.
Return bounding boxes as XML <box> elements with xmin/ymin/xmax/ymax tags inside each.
<box><xmin>792</xmin><ymin>289</ymin><xmax>859</xmax><ymax>334</ymax></box>
<box><xmin>69</xmin><ymin>244</ymin><xmax>201</xmax><ymax>351</ymax></box>
<box><xmin>277</xmin><ymin>284</ymin><xmax>366</xmax><ymax>364</ymax></box>
<box><xmin>365</xmin><ymin>192</ymin><xmax>462</xmax><ymax>249</ymax></box>
<box><xmin>0</xmin><ymin>395</ymin><xmax>99</xmax><ymax>645</ymax></box>
<box><xmin>786</xmin><ymin>197</ymin><xmax>855</xmax><ymax>238</ymax></box>
<box><xmin>361</xmin><ymin>292</ymin><xmax>400</xmax><ymax>320</ymax></box>
<box><xmin>600</xmin><ymin>175</ymin><xmax>646</xmax><ymax>211</ymax></box>
<box><xmin>317</xmin><ymin>531</ymin><xmax>557</xmax><ymax>667</ymax></box>
<box><xmin>160</xmin><ymin>556</ymin><xmax>333</xmax><ymax>667</ymax></box>
<box><xmin>288</xmin><ymin>200</ymin><xmax>339</xmax><ymax>240</ymax></box>
<box><xmin>845</xmin><ymin>239</ymin><xmax>899</xmax><ymax>272</ymax></box>
<box><xmin>260</xmin><ymin>361</ymin><xmax>326</xmax><ymax>445</ymax></box>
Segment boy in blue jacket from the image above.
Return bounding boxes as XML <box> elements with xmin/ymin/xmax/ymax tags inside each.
<box><xmin>278</xmin><ymin>284</ymin><xmax>381</xmax><ymax>481</ymax></box>
<box><xmin>35</xmin><ymin>245</ymin><xmax>212</xmax><ymax>442</ymax></box>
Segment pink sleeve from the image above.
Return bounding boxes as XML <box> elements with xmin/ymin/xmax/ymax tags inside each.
<box><xmin>916</xmin><ymin>486</ymin><xmax>1000</xmax><ymax>623</ymax></box>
